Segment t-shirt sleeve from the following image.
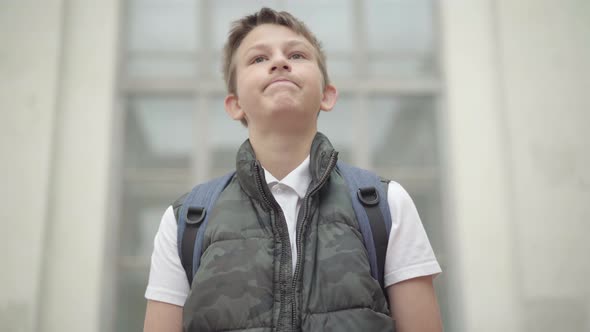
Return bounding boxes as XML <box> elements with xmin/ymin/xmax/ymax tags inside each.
<box><xmin>144</xmin><ymin>205</ymin><xmax>190</xmax><ymax>306</ymax></box>
<box><xmin>384</xmin><ymin>181</ymin><xmax>442</xmax><ymax>288</ymax></box>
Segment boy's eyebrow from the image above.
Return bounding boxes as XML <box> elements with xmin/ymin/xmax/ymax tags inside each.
<box><xmin>244</xmin><ymin>43</ymin><xmax>272</xmax><ymax>55</ymax></box>
<box><xmin>243</xmin><ymin>39</ymin><xmax>314</xmax><ymax>55</ymax></box>
<box><xmin>283</xmin><ymin>39</ymin><xmax>313</xmax><ymax>51</ymax></box>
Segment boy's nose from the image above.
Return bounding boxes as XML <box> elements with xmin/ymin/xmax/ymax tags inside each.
<box><xmin>270</xmin><ymin>57</ymin><xmax>291</xmax><ymax>73</ymax></box>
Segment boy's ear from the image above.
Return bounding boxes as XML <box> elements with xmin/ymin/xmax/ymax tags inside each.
<box><xmin>319</xmin><ymin>84</ymin><xmax>338</xmax><ymax>112</ymax></box>
<box><xmin>224</xmin><ymin>94</ymin><xmax>245</xmax><ymax>121</ymax></box>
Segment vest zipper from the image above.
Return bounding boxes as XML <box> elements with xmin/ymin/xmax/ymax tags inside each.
<box><xmin>253</xmin><ymin>161</ymin><xmax>292</xmax><ymax>331</ymax></box>
<box><xmin>291</xmin><ymin>151</ymin><xmax>338</xmax><ymax>330</ymax></box>
<box><xmin>253</xmin><ymin>153</ymin><xmax>338</xmax><ymax>331</ymax></box>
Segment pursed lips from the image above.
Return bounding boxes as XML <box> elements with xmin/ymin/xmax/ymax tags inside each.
<box><xmin>265</xmin><ymin>78</ymin><xmax>298</xmax><ymax>90</ymax></box>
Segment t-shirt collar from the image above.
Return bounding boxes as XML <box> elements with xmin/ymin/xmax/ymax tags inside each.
<box><xmin>263</xmin><ymin>156</ymin><xmax>311</xmax><ymax>199</ymax></box>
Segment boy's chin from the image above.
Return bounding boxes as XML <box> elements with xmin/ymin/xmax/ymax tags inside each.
<box><xmin>263</xmin><ymin>98</ymin><xmax>301</xmax><ymax>115</ymax></box>
<box><xmin>266</xmin><ymin>94</ymin><xmax>300</xmax><ymax>111</ymax></box>
<box><xmin>269</xmin><ymin>103</ymin><xmax>300</xmax><ymax>114</ymax></box>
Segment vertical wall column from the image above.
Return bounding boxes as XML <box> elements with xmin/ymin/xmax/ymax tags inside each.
<box><xmin>495</xmin><ymin>0</ymin><xmax>590</xmax><ymax>330</ymax></box>
<box><xmin>0</xmin><ymin>1</ymin><xmax>64</xmax><ymax>331</ymax></box>
<box><xmin>37</xmin><ymin>1</ymin><xmax>120</xmax><ymax>331</ymax></box>
<box><xmin>439</xmin><ymin>1</ymin><xmax>522</xmax><ymax>331</ymax></box>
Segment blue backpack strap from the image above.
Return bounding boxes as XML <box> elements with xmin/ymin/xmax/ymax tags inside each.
<box><xmin>336</xmin><ymin>161</ymin><xmax>392</xmax><ymax>290</ymax></box>
<box><xmin>177</xmin><ymin>171</ymin><xmax>235</xmax><ymax>286</ymax></box>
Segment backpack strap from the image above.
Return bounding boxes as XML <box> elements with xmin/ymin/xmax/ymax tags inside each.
<box><xmin>176</xmin><ymin>171</ymin><xmax>235</xmax><ymax>286</ymax></box>
<box><xmin>336</xmin><ymin>161</ymin><xmax>392</xmax><ymax>290</ymax></box>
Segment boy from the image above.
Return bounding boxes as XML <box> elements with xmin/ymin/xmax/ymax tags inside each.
<box><xmin>144</xmin><ymin>7</ymin><xmax>442</xmax><ymax>332</ymax></box>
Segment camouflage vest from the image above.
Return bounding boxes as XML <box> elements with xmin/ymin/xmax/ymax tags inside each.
<box><xmin>182</xmin><ymin>133</ymin><xmax>394</xmax><ymax>331</ymax></box>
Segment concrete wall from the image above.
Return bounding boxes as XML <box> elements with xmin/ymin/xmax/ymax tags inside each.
<box><xmin>440</xmin><ymin>1</ymin><xmax>521</xmax><ymax>330</ymax></box>
<box><xmin>0</xmin><ymin>1</ymin><xmax>120</xmax><ymax>331</ymax></box>
<box><xmin>0</xmin><ymin>1</ymin><xmax>63</xmax><ymax>331</ymax></box>
<box><xmin>441</xmin><ymin>0</ymin><xmax>590</xmax><ymax>331</ymax></box>
<box><xmin>497</xmin><ymin>1</ymin><xmax>590</xmax><ymax>330</ymax></box>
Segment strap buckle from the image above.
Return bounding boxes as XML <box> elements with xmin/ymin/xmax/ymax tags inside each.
<box><xmin>357</xmin><ymin>186</ymin><xmax>380</xmax><ymax>207</ymax></box>
<box><xmin>186</xmin><ymin>206</ymin><xmax>206</xmax><ymax>225</ymax></box>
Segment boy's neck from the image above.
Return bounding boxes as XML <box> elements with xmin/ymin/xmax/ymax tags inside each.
<box><xmin>249</xmin><ymin>128</ymin><xmax>316</xmax><ymax>181</ymax></box>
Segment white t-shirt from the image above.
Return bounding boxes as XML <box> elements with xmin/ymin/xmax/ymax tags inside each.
<box><xmin>145</xmin><ymin>156</ymin><xmax>441</xmax><ymax>306</ymax></box>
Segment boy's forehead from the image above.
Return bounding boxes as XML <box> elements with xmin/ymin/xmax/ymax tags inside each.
<box><xmin>237</xmin><ymin>24</ymin><xmax>312</xmax><ymax>55</ymax></box>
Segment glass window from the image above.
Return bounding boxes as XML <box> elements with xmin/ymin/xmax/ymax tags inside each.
<box><xmin>117</xmin><ymin>1</ymin><xmax>447</xmax><ymax>330</ymax></box>
<box><xmin>367</xmin><ymin>56</ymin><xmax>437</xmax><ymax>78</ymax></box>
<box><xmin>115</xmin><ymin>268</ymin><xmax>150</xmax><ymax>332</ymax></box>
<box><xmin>366</xmin><ymin>0</ymin><xmax>434</xmax><ymax>53</ymax></box>
<box><xmin>366</xmin><ymin>0</ymin><xmax>436</xmax><ymax>78</ymax></box>
<box><xmin>127</xmin><ymin>0</ymin><xmax>198</xmax><ymax>52</ymax></box>
<box><xmin>209</xmin><ymin>95</ymin><xmax>249</xmax><ymax>177</ymax></box>
<box><xmin>284</xmin><ymin>0</ymin><xmax>354</xmax><ymax>53</ymax></box>
<box><xmin>325</xmin><ymin>56</ymin><xmax>356</xmax><ymax>80</ymax></box>
<box><xmin>318</xmin><ymin>95</ymin><xmax>355</xmax><ymax>164</ymax></box>
<box><xmin>124</xmin><ymin>96</ymin><xmax>194</xmax><ymax>169</ymax></box>
<box><xmin>125</xmin><ymin>0</ymin><xmax>198</xmax><ymax>78</ymax></box>
<box><xmin>118</xmin><ymin>190</ymin><xmax>178</xmax><ymax>258</ymax></box>
<box><xmin>368</xmin><ymin>96</ymin><xmax>438</xmax><ymax>171</ymax></box>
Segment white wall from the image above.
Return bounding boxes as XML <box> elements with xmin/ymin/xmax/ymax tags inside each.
<box><xmin>496</xmin><ymin>1</ymin><xmax>590</xmax><ymax>330</ymax></box>
<box><xmin>0</xmin><ymin>1</ymin><xmax>63</xmax><ymax>331</ymax></box>
<box><xmin>441</xmin><ymin>0</ymin><xmax>590</xmax><ymax>331</ymax></box>
<box><xmin>36</xmin><ymin>1</ymin><xmax>120</xmax><ymax>332</ymax></box>
<box><xmin>0</xmin><ymin>1</ymin><xmax>120</xmax><ymax>332</ymax></box>
<box><xmin>440</xmin><ymin>1</ymin><xmax>521</xmax><ymax>330</ymax></box>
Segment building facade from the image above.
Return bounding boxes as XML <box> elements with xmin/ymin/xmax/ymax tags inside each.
<box><xmin>1</xmin><ymin>1</ymin><xmax>589</xmax><ymax>331</ymax></box>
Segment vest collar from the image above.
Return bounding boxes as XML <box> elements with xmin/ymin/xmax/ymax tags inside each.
<box><xmin>235</xmin><ymin>132</ymin><xmax>338</xmax><ymax>201</ymax></box>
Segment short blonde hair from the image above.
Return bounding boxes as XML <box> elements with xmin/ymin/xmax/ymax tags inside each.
<box><xmin>222</xmin><ymin>7</ymin><xmax>330</xmax><ymax>96</ymax></box>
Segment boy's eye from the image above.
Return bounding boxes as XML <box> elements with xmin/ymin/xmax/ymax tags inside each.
<box><xmin>290</xmin><ymin>53</ymin><xmax>305</xmax><ymax>60</ymax></box>
<box><xmin>252</xmin><ymin>56</ymin><xmax>266</xmax><ymax>64</ymax></box>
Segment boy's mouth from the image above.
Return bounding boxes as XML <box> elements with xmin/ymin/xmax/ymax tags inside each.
<box><xmin>265</xmin><ymin>77</ymin><xmax>299</xmax><ymax>90</ymax></box>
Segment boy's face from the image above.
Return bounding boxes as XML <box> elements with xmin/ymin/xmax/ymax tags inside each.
<box><xmin>224</xmin><ymin>24</ymin><xmax>337</xmax><ymax>133</ymax></box>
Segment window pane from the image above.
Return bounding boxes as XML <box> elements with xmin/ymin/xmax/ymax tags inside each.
<box><xmin>366</xmin><ymin>0</ymin><xmax>436</xmax><ymax>78</ymax></box>
<box><xmin>124</xmin><ymin>96</ymin><xmax>194</xmax><ymax>169</ymax></box>
<box><xmin>209</xmin><ymin>96</ymin><xmax>249</xmax><ymax>177</ymax></box>
<box><xmin>318</xmin><ymin>95</ymin><xmax>354</xmax><ymax>164</ymax></box>
<box><xmin>126</xmin><ymin>54</ymin><xmax>197</xmax><ymax>79</ymax></box>
<box><xmin>326</xmin><ymin>56</ymin><xmax>355</xmax><ymax>80</ymax></box>
<box><xmin>368</xmin><ymin>96</ymin><xmax>438</xmax><ymax>173</ymax></box>
<box><xmin>367</xmin><ymin>55</ymin><xmax>437</xmax><ymax>79</ymax></box>
<box><xmin>115</xmin><ymin>268</ymin><xmax>149</xmax><ymax>332</ymax></box>
<box><xmin>284</xmin><ymin>0</ymin><xmax>353</xmax><ymax>53</ymax></box>
<box><xmin>125</xmin><ymin>0</ymin><xmax>198</xmax><ymax>78</ymax></box>
<box><xmin>366</xmin><ymin>0</ymin><xmax>434</xmax><ymax>53</ymax></box>
<box><xmin>127</xmin><ymin>0</ymin><xmax>197</xmax><ymax>52</ymax></box>
<box><xmin>119</xmin><ymin>189</ymin><xmax>176</xmax><ymax>257</ymax></box>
